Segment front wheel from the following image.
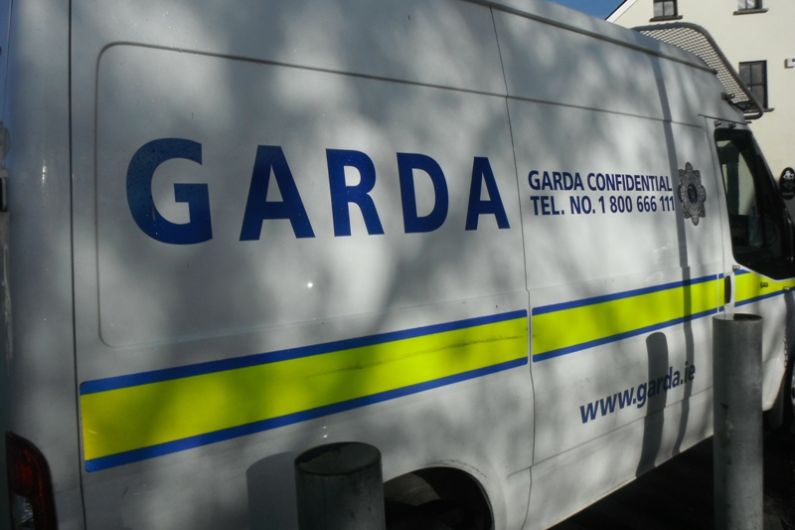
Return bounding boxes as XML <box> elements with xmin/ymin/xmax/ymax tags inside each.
<box><xmin>785</xmin><ymin>355</ymin><xmax>795</xmax><ymax>431</ymax></box>
<box><xmin>766</xmin><ymin>352</ymin><xmax>795</xmax><ymax>432</ymax></box>
<box><xmin>386</xmin><ymin>499</ymin><xmax>490</xmax><ymax>530</ymax></box>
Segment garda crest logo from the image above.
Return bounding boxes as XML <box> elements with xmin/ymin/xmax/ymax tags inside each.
<box><xmin>677</xmin><ymin>162</ymin><xmax>706</xmax><ymax>225</ymax></box>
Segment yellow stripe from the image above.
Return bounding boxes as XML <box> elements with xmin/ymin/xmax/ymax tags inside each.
<box><xmin>735</xmin><ymin>272</ymin><xmax>795</xmax><ymax>304</ymax></box>
<box><xmin>532</xmin><ymin>278</ymin><xmax>724</xmax><ymax>358</ymax></box>
<box><xmin>81</xmin><ymin>317</ymin><xmax>527</xmax><ymax>461</ymax></box>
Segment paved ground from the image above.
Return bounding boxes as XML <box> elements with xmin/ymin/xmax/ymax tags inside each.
<box><xmin>550</xmin><ymin>431</ymin><xmax>795</xmax><ymax>530</ymax></box>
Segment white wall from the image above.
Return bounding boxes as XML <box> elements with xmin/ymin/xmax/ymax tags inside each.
<box><xmin>610</xmin><ymin>0</ymin><xmax>795</xmax><ymax>181</ymax></box>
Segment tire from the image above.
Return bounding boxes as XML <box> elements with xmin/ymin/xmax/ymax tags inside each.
<box><xmin>766</xmin><ymin>352</ymin><xmax>795</xmax><ymax>433</ymax></box>
<box><xmin>386</xmin><ymin>499</ymin><xmax>489</xmax><ymax>530</ymax></box>
<box><xmin>783</xmin><ymin>354</ymin><xmax>795</xmax><ymax>432</ymax></box>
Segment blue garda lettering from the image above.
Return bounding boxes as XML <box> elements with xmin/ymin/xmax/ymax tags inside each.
<box><xmin>239</xmin><ymin>146</ymin><xmax>315</xmax><ymax>240</ymax></box>
<box><xmin>126</xmin><ymin>138</ymin><xmax>212</xmax><ymax>244</ymax></box>
<box><xmin>397</xmin><ymin>153</ymin><xmax>449</xmax><ymax>233</ymax></box>
<box><xmin>128</xmin><ymin>140</ymin><xmax>514</xmax><ymax>243</ymax></box>
<box><xmin>327</xmin><ymin>149</ymin><xmax>384</xmax><ymax>236</ymax></box>
<box><xmin>466</xmin><ymin>157</ymin><xmax>509</xmax><ymax>230</ymax></box>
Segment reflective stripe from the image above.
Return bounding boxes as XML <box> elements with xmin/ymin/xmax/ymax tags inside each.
<box><xmin>532</xmin><ymin>275</ymin><xmax>724</xmax><ymax>361</ymax></box>
<box><xmin>735</xmin><ymin>270</ymin><xmax>795</xmax><ymax>306</ymax></box>
<box><xmin>80</xmin><ymin>310</ymin><xmax>528</xmax><ymax>471</ymax></box>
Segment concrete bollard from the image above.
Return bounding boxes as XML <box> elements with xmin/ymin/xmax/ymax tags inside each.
<box><xmin>295</xmin><ymin>442</ymin><xmax>385</xmax><ymax>530</ymax></box>
<box><xmin>713</xmin><ymin>313</ymin><xmax>763</xmax><ymax>530</ymax></box>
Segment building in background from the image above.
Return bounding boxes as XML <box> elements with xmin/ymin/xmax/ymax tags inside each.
<box><xmin>609</xmin><ymin>0</ymin><xmax>794</xmax><ymax>183</ymax></box>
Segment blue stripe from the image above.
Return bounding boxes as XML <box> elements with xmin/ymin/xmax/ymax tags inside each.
<box><xmin>736</xmin><ymin>290</ymin><xmax>785</xmax><ymax>307</ymax></box>
<box><xmin>532</xmin><ymin>307</ymin><xmax>720</xmax><ymax>362</ymax></box>
<box><xmin>83</xmin><ymin>356</ymin><xmax>528</xmax><ymax>472</ymax></box>
<box><xmin>531</xmin><ymin>274</ymin><xmax>721</xmax><ymax>316</ymax></box>
<box><xmin>80</xmin><ymin>309</ymin><xmax>527</xmax><ymax>395</ymax></box>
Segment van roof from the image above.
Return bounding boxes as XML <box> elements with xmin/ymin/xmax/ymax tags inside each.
<box><xmin>470</xmin><ymin>0</ymin><xmax>714</xmax><ymax>73</ymax></box>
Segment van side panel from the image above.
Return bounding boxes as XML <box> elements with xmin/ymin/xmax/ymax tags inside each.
<box><xmin>514</xmin><ymin>109</ymin><xmax>724</xmax><ymax>529</ymax></box>
<box><xmin>494</xmin><ymin>9</ymin><xmax>664</xmax><ymax>119</ymax></box>
<box><xmin>91</xmin><ymin>45</ymin><xmax>522</xmax><ymax>348</ymax></box>
<box><xmin>59</xmin><ymin>1</ymin><xmax>787</xmax><ymax>529</ymax></box>
<box><xmin>3</xmin><ymin>0</ymin><xmax>84</xmax><ymax>528</ymax></box>
<box><xmin>71</xmin><ymin>1</ymin><xmax>532</xmax><ymax>528</ymax></box>
<box><xmin>495</xmin><ymin>11</ymin><xmax>728</xmax><ymax>529</ymax></box>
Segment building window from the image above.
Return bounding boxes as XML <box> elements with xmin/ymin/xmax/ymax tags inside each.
<box><xmin>739</xmin><ymin>61</ymin><xmax>768</xmax><ymax>110</ymax></box>
<box><xmin>653</xmin><ymin>0</ymin><xmax>678</xmax><ymax>18</ymax></box>
<box><xmin>734</xmin><ymin>0</ymin><xmax>766</xmax><ymax>14</ymax></box>
<box><xmin>737</xmin><ymin>0</ymin><xmax>762</xmax><ymax>10</ymax></box>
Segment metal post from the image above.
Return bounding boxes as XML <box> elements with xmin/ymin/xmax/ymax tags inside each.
<box><xmin>713</xmin><ymin>313</ymin><xmax>763</xmax><ymax>530</ymax></box>
<box><xmin>295</xmin><ymin>442</ymin><xmax>385</xmax><ymax>530</ymax></box>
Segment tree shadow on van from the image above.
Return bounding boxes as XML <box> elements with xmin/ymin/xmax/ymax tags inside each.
<box><xmin>247</xmin><ymin>451</ymin><xmax>299</xmax><ymax>529</ymax></box>
<box><xmin>636</xmin><ymin>331</ymin><xmax>669</xmax><ymax>476</ymax></box>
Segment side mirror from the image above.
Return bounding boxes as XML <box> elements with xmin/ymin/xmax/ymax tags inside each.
<box><xmin>779</xmin><ymin>167</ymin><xmax>795</xmax><ymax>200</ymax></box>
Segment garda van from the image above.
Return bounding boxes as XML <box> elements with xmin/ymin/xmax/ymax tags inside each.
<box><xmin>2</xmin><ymin>0</ymin><xmax>794</xmax><ymax>528</ymax></box>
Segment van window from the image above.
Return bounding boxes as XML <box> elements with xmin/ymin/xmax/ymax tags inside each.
<box><xmin>716</xmin><ymin>128</ymin><xmax>792</xmax><ymax>278</ymax></box>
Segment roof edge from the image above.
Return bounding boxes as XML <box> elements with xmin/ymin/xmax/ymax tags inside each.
<box><xmin>607</xmin><ymin>0</ymin><xmax>638</xmax><ymax>22</ymax></box>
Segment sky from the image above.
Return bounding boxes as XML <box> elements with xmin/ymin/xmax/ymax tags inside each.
<box><xmin>549</xmin><ymin>0</ymin><xmax>623</xmax><ymax>19</ymax></box>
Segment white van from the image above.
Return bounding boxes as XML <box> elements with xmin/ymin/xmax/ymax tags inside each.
<box><xmin>2</xmin><ymin>0</ymin><xmax>793</xmax><ymax>528</ymax></box>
